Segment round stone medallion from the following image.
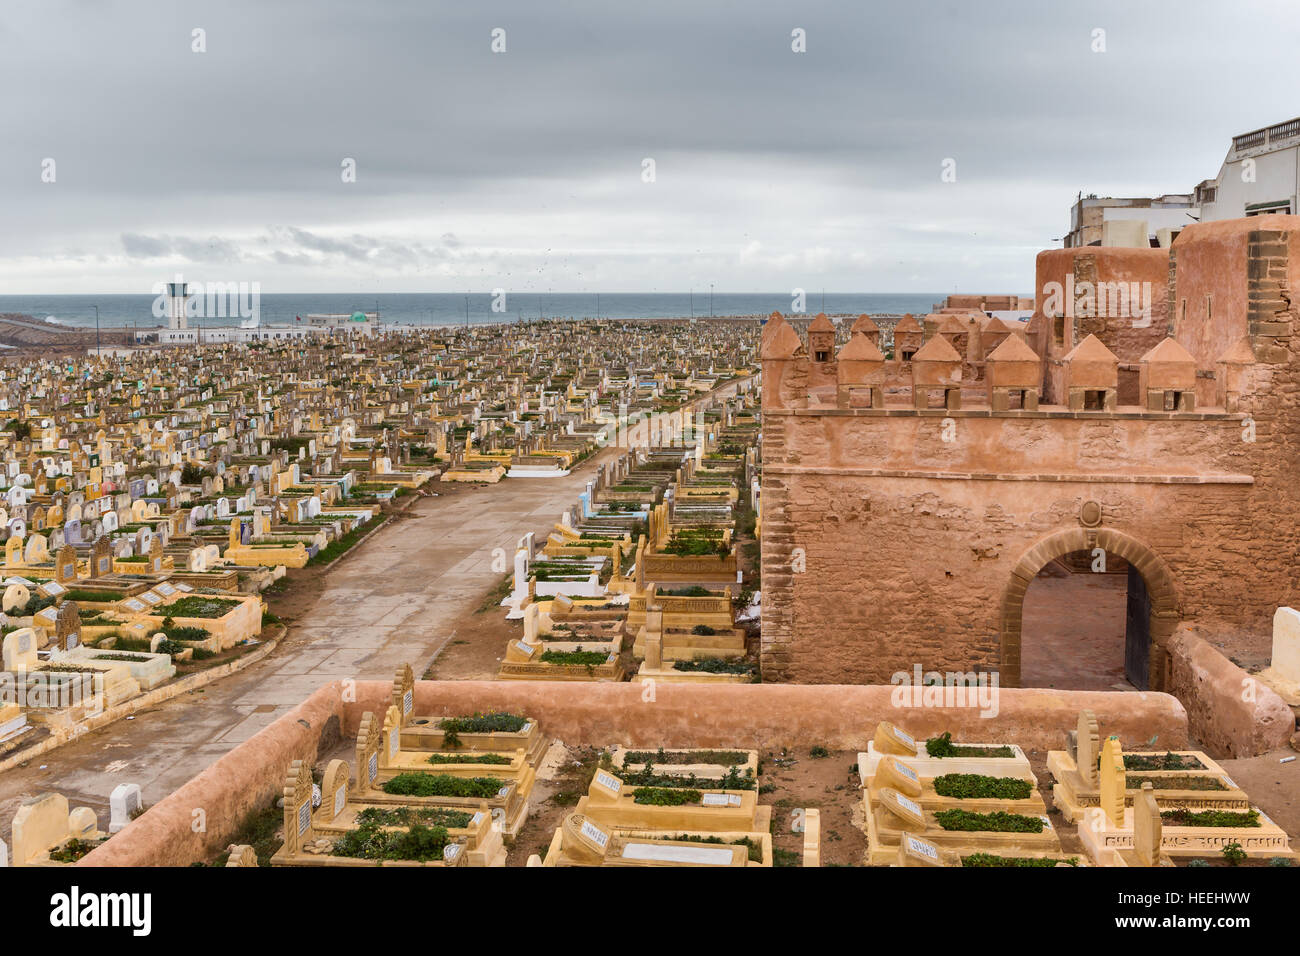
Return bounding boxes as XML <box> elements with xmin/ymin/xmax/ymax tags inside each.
<box><xmin>1080</xmin><ymin>500</ymin><xmax>1103</xmax><ymax>527</ymax></box>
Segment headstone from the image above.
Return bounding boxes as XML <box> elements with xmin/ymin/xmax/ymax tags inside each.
<box><xmin>109</xmin><ymin>784</ymin><xmax>143</xmax><ymax>833</ymax></box>
<box><xmin>1</xmin><ymin>629</ymin><xmax>38</xmax><ymax>671</ymax></box>
<box><xmin>1098</xmin><ymin>735</ymin><xmax>1126</xmax><ymax>828</ymax></box>
<box><xmin>1133</xmin><ymin>782</ymin><xmax>1162</xmax><ymax>866</ymax></box>
<box><xmin>2</xmin><ymin>582</ymin><xmax>29</xmax><ymax>613</ymax></box>
<box><xmin>873</xmin><ymin>721</ymin><xmax>918</xmax><ymax>757</ymax></box>
<box><xmin>1271</xmin><ymin>607</ymin><xmax>1300</xmax><ymax>684</ymax></box>
<box><xmin>54</xmin><ymin>601</ymin><xmax>81</xmax><ymax>652</ymax></box>
<box><xmin>1077</xmin><ymin>710</ymin><xmax>1101</xmax><ymax>788</ymax></box>
<box><xmin>54</xmin><ymin>544</ymin><xmax>77</xmax><ymax>583</ymax></box>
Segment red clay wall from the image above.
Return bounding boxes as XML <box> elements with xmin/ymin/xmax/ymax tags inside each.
<box><xmin>1168</xmin><ymin>624</ymin><xmax>1293</xmax><ymax>758</ymax></box>
<box><xmin>761</xmin><ymin>217</ymin><xmax>1300</xmax><ymax>695</ymax></box>
<box><xmin>78</xmin><ymin>679</ymin><xmax>1186</xmax><ymax>866</ymax></box>
<box><xmin>1033</xmin><ymin>247</ymin><xmax>1170</xmax><ymax>403</ymax></box>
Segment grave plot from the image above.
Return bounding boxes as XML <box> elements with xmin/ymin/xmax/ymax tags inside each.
<box><xmin>1077</xmin><ymin>735</ymin><xmax>1295</xmax><ymax>864</ymax></box>
<box><xmin>859</xmin><ymin>722</ymin><xmax>1072</xmax><ymax>866</ymax></box>
<box><xmin>269</xmin><ymin>760</ymin><xmax>471</xmax><ymax>868</ymax></box>
<box><xmin>574</xmin><ymin>764</ymin><xmax>767</xmax><ymax>834</ymax></box>
<box><xmin>1048</xmin><ymin>710</ymin><xmax>1250</xmax><ymax>822</ymax></box>
<box><xmin>535</xmin><ymin>756</ymin><xmax>775</xmax><ymax>866</ymax></box>
<box><xmin>388</xmin><ymin>663</ymin><xmax>550</xmax><ymax>766</ymax></box>
<box><xmin>633</xmin><ymin>601</ymin><xmax>752</xmax><ymax>684</ymax></box>
<box><xmin>498</xmin><ymin>601</ymin><xmax>626</xmax><ymax>682</ymax></box>
<box><xmin>537</xmin><ymin>812</ymin><xmax>755</xmax><ymax>867</ymax></box>
<box><xmin>639</xmin><ymin>503</ymin><xmax>738</xmax><ymax>586</ymax></box>
<box><xmin>6</xmin><ymin>792</ymin><xmax>108</xmax><ymax>866</ymax></box>
<box><xmin>859</xmin><ymin>721</ymin><xmax>1032</xmax><ymax>780</ymax></box>
<box><xmin>2</xmin><ymin>621</ymin><xmax>143</xmax><ymax>718</ymax></box>
<box><xmin>352</xmin><ymin>705</ymin><xmax>535</xmax><ymax>841</ymax></box>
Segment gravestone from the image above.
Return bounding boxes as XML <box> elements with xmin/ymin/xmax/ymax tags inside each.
<box><xmin>91</xmin><ymin>535</ymin><xmax>112</xmax><ymax>578</ymax></box>
<box><xmin>2</xmin><ymin>629</ymin><xmax>38</xmax><ymax>671</ymax></box>
<box><xmin>1133</xmin><ymin>782</ymin><xmax>1162</xmax><ymax>866</ymax></box>
<box><xmin>320</xmin><ymin>759</ymin><xmax>349</xmax><ymax>824</ymax></box>
<box><xmin>281</xmin><ymin>760</ymin><xmax>315</xmax><ymax>857</ymax></box>
<box><xmin>2</xmin><ymin>582</ymin><xmax>29</xmax><ymax>614</ymax></box>
<box><xmin>1076</xmin><ymin>710</ymin><xmax>1101</xmax><ymax>788</ymax></box>
<box><xmin>54</xmin><ymin>544</ymin><xmax>77</xmax><ymax>583</ymax></box>
<box><xmin>109</xmin><ymin>783</ymin><xmax>143</xmax><ymax>833</ymax></box>
<box><xmin>356</xmin><ymin>711</ymin><xmax>382</xmax><ymax>791</ymax></box>
<box><xmin>1098</xmin><ymin>736</ymin><xmax>1126</xmax><ymax>828</ymax></box>
<box><xmin>391</xmin><ymin>663</ymin><xmax>414</xmax><ymax>724</ymax></box>
<box><xmin>54</xmin><ymin>602</ymin><xmax>81</xmax><ymax>652</ymax></box>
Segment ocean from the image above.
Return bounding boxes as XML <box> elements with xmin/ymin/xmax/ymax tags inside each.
<box><xmin>0</xmin><ymin>293</ymin><xmax>951</xmax><ymax>330</ymax></box>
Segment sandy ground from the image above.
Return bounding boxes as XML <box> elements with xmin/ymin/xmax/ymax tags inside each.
<box><xmin>1021</xmin><ymin>568</ymin><xmax>1132</xmax><ymax>690</ymax></box>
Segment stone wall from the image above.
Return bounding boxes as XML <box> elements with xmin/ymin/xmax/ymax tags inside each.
<box><xmin>1031</xmin><ymin>247</ymin><xmax>1170</xmax><ymax>404</ymax></box>
<box><xmin>1169</xmin><ymin>623</ymin><xmax>1294</xmax><ymax>757</ymax></box>
<box><xmin>78</xmin><ymin>678</ymin><xmax>1187</xmax><ymax>866</ymax></box>
<box><xmin>760</xmin><ymin>410</ymin><xmax>1262</xmax><ymax>686</ymax></box>
<box><xmin>760</xmin><ymin>216</ymin><xmax>1300</xmax><ymax>693</ymax></box>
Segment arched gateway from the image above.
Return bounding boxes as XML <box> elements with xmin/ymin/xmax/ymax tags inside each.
<box><xmin>1000</xmin><ymin>528</ymin><xmax>1180</xmax><ymax>690</ymax></box>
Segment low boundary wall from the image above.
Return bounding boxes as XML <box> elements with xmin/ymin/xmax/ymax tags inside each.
<box><xmin>81</xmin><ymin>679</ymin><xmax>1186</xmax><ymax>866</ymax></box>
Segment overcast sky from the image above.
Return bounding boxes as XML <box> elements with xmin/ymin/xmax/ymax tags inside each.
<box><xmin>1</xmin><ymin>0</ymin><xmax>1298</xmax><ymax>295</ymax></box>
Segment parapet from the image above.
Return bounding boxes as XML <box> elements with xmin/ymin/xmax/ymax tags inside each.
<box><xmin>760</xmin><ymin>317</ymin><xmax>1249</xmax><ymax>420</ymax></box>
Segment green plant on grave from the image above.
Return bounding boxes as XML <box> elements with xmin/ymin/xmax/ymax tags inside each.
<box><xmin>933</xmin><ymin>773</ymin><xmax>1033</xmax><ymax>801</ymax></box>
<box><xmin>809</xmin><ymin>746</ymin><xmax>829</xmax><ymax>759</ymax></box>
<box><xmin>632</xmin><ymin>787</ymin><xmax>702</xmax><ymax>806</ymax></box>
<box><xmin>1221</xmin><ymin>842</ymin><xmax>1247</xmax><ymax>866</ymax></box>
<box><xmin>925</xmin><ymin>732</ymin><xmax>1014</xmax><ymax>759</ymax></box>
<box><xmin>1161</xmin><ymin>808</ymin><xmax>1260</xmax><ymax>828</ymax></box>
<box><xmin>933</xmin><ymin>809</ymin><xmax>1044</xmax><ymax>833</ymax></box>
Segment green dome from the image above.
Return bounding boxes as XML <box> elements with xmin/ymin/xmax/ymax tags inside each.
<box><xmin>351</xmin><ymin>311</ymin><xmax>367</xmax><ymax>322</ymax></box>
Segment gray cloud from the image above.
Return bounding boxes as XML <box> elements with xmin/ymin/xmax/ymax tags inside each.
<box><xmin>1</xmin><ymin>0</ymin><xmax>1298</xmax><ymax>293</ymax></box>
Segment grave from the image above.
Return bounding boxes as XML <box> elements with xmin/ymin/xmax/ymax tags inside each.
<box><xmin>1048</xmin><ymin>710</ymin><xmax>1249</xmax><ymax>822</ymax></box>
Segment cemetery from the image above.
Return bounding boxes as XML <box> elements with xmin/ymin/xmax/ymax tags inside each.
<box><xmin>1</xmin><ymin>301</ymin><xmax>1298</xmax><ymax>880</ymax></box>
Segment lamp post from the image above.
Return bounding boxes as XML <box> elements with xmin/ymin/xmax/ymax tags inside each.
<box><xmin>93</xmin><ymin>304</ymin><xmax>100</xmax><ymax>357</ymax></box>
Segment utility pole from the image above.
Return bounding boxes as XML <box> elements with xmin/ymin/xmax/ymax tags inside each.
<box><xmin>709</xmin><ymin>284</ymin><xmax>713</xmax><ymax>318</ymax></box>
<box><xmin>93</xmin><ymin>304</ymin><xmax>100</xmax><ymax>357</ymax></box>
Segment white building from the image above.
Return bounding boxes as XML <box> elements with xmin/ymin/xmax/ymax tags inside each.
<box><xmin>1196</xmin><ymin>116</ymin><xmax>1300</xmax><ymax>221</ymax></box>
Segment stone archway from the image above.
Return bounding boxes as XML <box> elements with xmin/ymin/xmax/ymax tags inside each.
<box><xmin>1000</xmin><ymin>527</ymin><xmax>1180</xmax><ymax>690</ymax></box>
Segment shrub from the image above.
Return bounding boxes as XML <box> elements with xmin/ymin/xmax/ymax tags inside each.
<box><xmin>540</xmin><ymin>649</ymin><xmax>608</xmax><ymax>666</ymax></box>
<box><xmin>933</xmin><ymin>774</ymin><xmax>1033</xmax><ymax>801</ymax></box>
<box><xmin>962</xmin><ymin>853</ymin><xmax>1077</xmax><ymax>867</ymax></box>
<box><xmin>426</xmin><ymin>753</ymin><xmax>511</xmax><ymax>766</ymax></box>
<box><xmin>934</xmin><ymin>809</ymin><xmax>1044</xmax><ymax>833</ymax></box>
<box><xmin>331</xmin><ymin>823</ymin><xmax>451</xmax><ymax>862</ymax></box>
<box><xmin>1161</xmin><ymin>808</ymin><xmax>1260</xmax><ymax>828</ymax></box>
<box><xmin>926</xmin><ymin>732</ymin><xmax>1014</xmax><ymax>759</ymax></box>
<box><xmin>354</xmin><ymin>806</ymin><xmax>473</xmax><ymax>829</ymax></box>
<box><xmin>380</xmin><ymin>773</ymin><xmax>504</xmax><ymax>799</ymax></box>
<box><xmin>439</xmin><ymin>713</ymin><xmax>528</xmax><ymax>734</ymax></box>
<box><xmin>632</xmin><ymin>787</ymin><xmax>702</xmax><ymax>806</ymax></box>
<box><xmin>1221</xmin><ymin>842</ymin><xmax>1247</xmax><ymax>866</ymax></box>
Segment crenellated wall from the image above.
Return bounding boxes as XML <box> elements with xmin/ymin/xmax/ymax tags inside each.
<box><xmin>760</xmin><ymin>216</ymin><xmax>1300</xmax><ymax>691</ymax></box>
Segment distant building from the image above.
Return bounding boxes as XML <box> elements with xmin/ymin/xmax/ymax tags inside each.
<box><xmin>1064</xmin><ymin>194</ymin><xmax>1199</xmax><ymax>249</ymax></box>
<box><xmin>1196</xmin><ymin>116</ymin><xmax>1300</xmax><ymax>221</ymax></box>
<box><xmin>1064</xmin><ymin>115</ymin><xmax>1300</xmax><ymax>248</ymax></box>
<box><xmin>143</xmin><ymin>312</ymin><xmax>381</xmax><ymax>346</ymax></box>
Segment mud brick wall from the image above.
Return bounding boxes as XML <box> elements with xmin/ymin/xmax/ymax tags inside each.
<box><xmin>760</xmin><ymin>216</ymin><xmax>1300</xmax><ymax>689</ymax></box>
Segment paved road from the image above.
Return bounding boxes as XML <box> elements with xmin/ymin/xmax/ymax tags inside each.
<box><xmin>0</xmin><ymin>381</ymin><xmax>748</xmax><ymax>838</ymax></box>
